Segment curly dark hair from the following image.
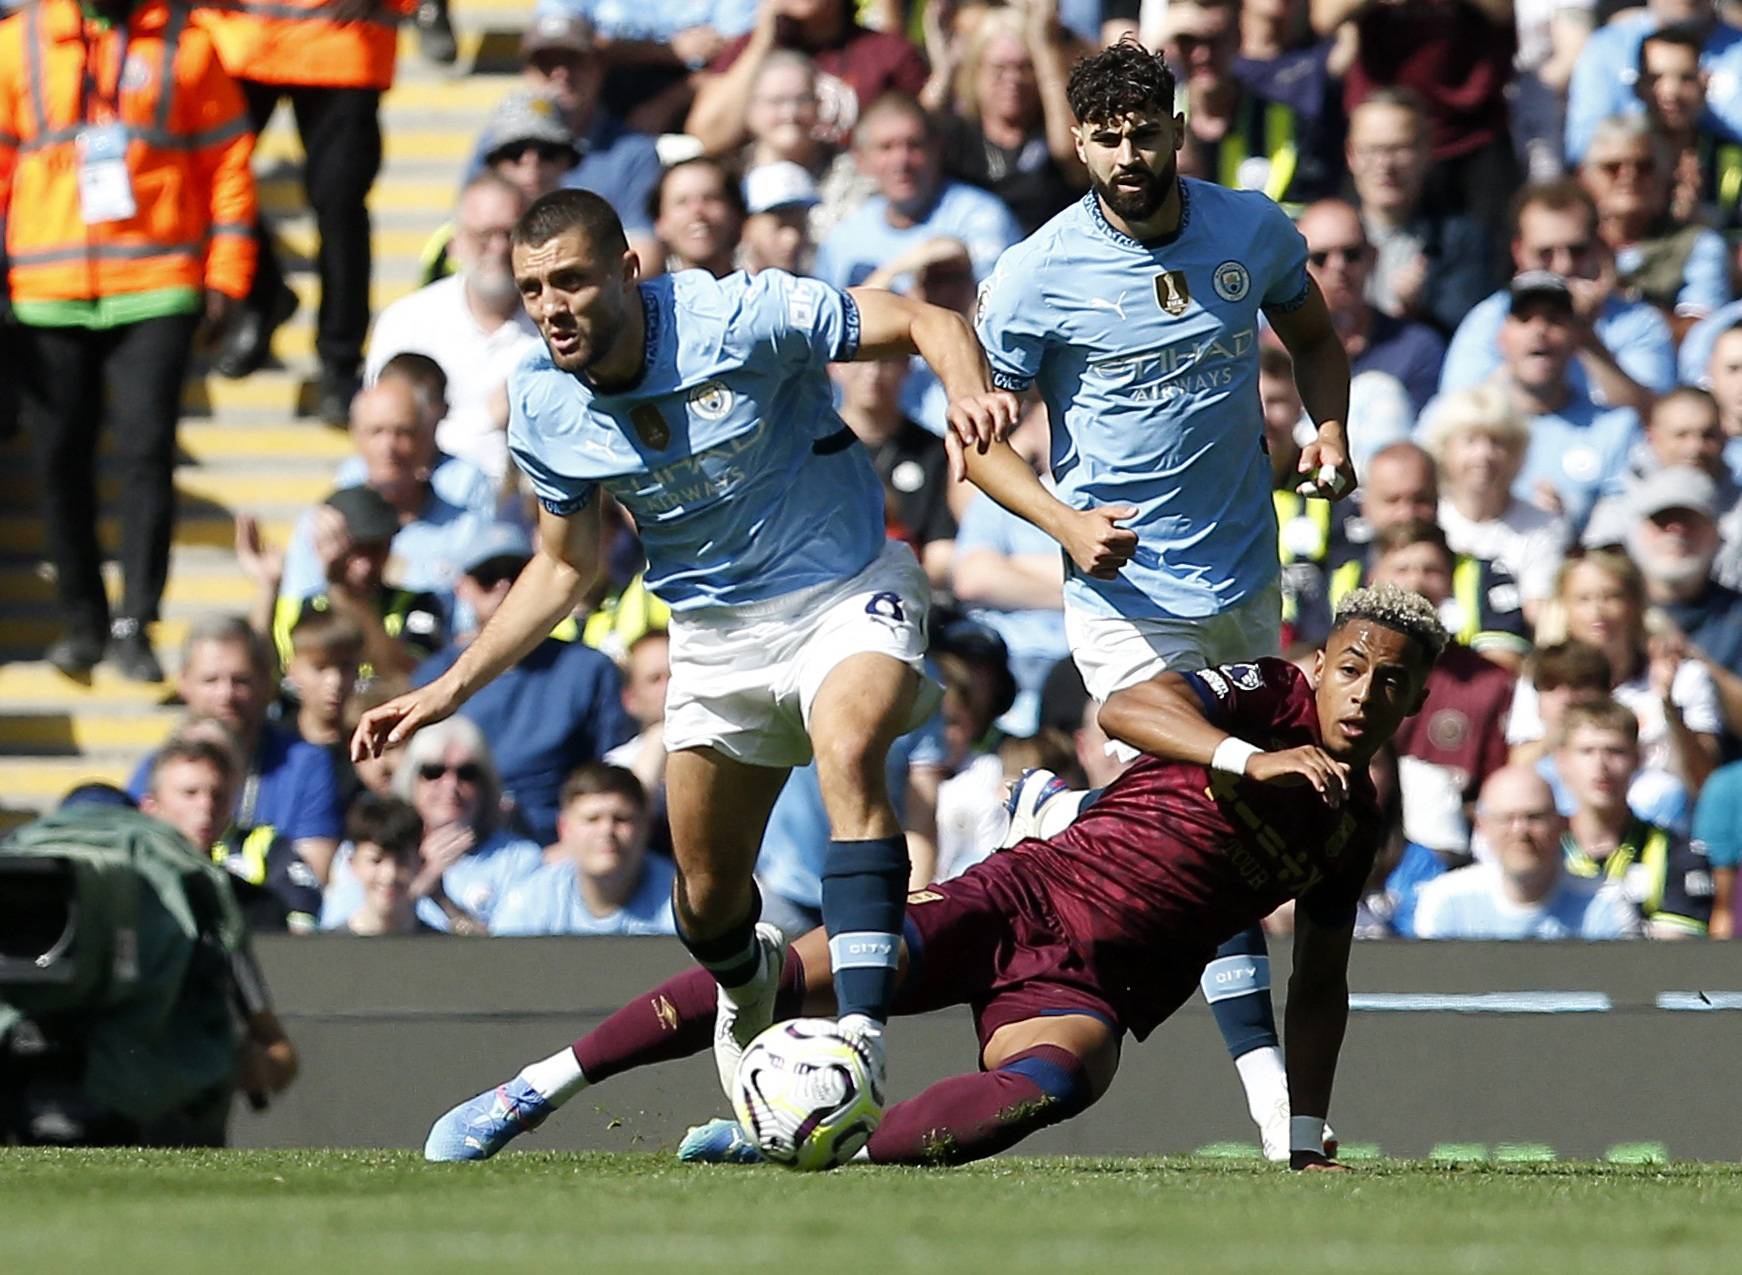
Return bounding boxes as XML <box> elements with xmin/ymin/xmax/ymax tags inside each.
<box><xmin>1066</xmin><ymin>37</ymin><xmax>1177</xmax><ymax>127</ymax></box>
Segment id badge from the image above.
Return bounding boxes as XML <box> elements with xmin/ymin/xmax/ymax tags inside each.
<box><xmin>76</xmin><ymin>124</ymin><xmax>136</xmax><ymax>224</ymax></box>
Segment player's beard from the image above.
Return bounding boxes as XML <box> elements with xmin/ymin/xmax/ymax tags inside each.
<box><xmin>1093</xmin><ymin>153</ymin><xmax>1175</xmax><ymax>224</ymax></box>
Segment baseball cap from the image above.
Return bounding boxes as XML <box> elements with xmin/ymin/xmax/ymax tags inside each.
<box><xmin>324</xmin><ymin>485</ymin><xmax>400</xmax><ymax>547</ymax></box>
<box><xmin>521</xmin><ymin>12</ymin><xmax>594</xmax><ymax>57</ymax></box>
<box><xmin>1507</xmin><ymin>270</ymin><xmax>1574</xmax><ymax>314</ymax></box>
<box><xmin>460</xmin><ymin>523</ymin><xmax>535</xmax><ymax>577</ymax></box>
<box><xmin>479</xmin><ymin>90</ymin><xmax>577</xmax><ymax>163</ymax></box>
<box><xmin>743</xmin><ymin>161</ymin><xmax>821</xmax><ymax>216</ymax></box>
<box><xmin>1631</xmin><ymin>465</ymin><xmax>1720</xmax><ymax>521</ymax></box>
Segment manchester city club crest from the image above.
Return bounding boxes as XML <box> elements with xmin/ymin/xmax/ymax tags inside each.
<box><xmin>1213</xmin><ymin>260</ymin><xmax>1251</xmax><ymax>303</ymax></box>
<box><xmin>628</xmin><ymin>403</ymin><xmax>670</xmax><ymax>450</ymax></box>
<box><xmin>1154</xmin><ymin>269</ymin><xmax>1191</xmax><ymax>316</ymax></box>
<box><xmin>687</xmin><ymin>380</ymin><xmax>734</xmax><ymax>421</ymax></box>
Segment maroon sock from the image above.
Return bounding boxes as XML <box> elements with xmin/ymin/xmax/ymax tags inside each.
<box><xmin>865</xmin><ymin>1045</ymin><xmax>1090</xmax><ymax>1166</ymax></box>
<box><xmin>571</xmin><ymin>946</ymin><xmax>806</xmax><ymax>1084</ymax></box>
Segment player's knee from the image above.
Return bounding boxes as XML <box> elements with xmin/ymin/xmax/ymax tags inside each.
<box><xmin>812</xmin><ymin>731</ymin><xmax>884</xmax><ymax>790</ymax></box>
<box><xmin>673</xmin><ymin>865</ymin><xmax>756</xmax><ymax>932</ymax></box>
<box><xmin>997</xmin><ymin>1044</ymin><xmax>1099</xmax><ymax>1121</ymax></box>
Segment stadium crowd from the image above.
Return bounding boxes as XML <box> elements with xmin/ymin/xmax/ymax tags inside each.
<box><xmin>10</xmin><ymin>0</ymin><xmax>1742</xmax><ymax>944</ymax></box>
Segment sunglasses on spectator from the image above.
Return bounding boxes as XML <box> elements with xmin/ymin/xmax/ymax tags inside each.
<box><xmin>1308</xmin><ymin>246</ymin><xmax>1365</xmax><ymax>266</ymax></box>
<box><xmin>419</xmin><ymin>762</ymin><xmax>483</xmax><ymax>784</ymax></box>
<box><xmin>494</xmin><ymin>142</ymin><xmax>573</xmax><ymax>165</ymax></box>
<box><xmin>1593</xmin><ymin>157</ymin><xmax>1653</xmax><ymax>178</ymax></box>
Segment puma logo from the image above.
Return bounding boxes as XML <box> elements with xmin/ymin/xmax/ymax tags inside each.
<box><xmin>1087</xmin><ymin>294</ymin><xmax>1128</xmax><ymax>321</ymax></box>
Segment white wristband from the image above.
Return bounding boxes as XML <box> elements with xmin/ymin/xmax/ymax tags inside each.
<box><xmin>1290</xmin><ymin>1115</ymin><xmax>1327</xmax><ymax>1154</ymax></box>
<box><xmin>1210</xmin><ymin>736</ymin><xmax>1262</xmax><ymax>776</ymax></box>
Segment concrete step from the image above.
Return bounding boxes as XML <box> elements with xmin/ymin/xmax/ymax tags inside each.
<box><xmin>0</xmin><ymin>468</ymin><xmax>336</xmax><ymax>512</ymax></box>
<box><xmin>0</xmin><ymin>662</ymin><xmax>180</xmax><ymax>708</ymax></box>
<box><xmin>0</xmin><ymin>756</ymin><xmax>138</xmax><ymax>808</ymax></box>
<box><xmin>0</xmin><ymin>511</ymin><xmax>295</xmax><ymax>558</ymax></box>
<box><xmin>0</xmin><ymin>710</ymin><xmax>182</xmax><ymax>756</ymax></box>
<box><xmin>0</xmin><ymin>563</ymin><xmax>259</xmax><ymax>612</ymax></box>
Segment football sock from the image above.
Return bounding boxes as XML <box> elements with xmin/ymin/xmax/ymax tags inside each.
<box><xmin>1234</xmin><ymin>1045</ymin><xmax>1289</xmax><ymax>1126</ymax></box>
<box><xmin>1202</xmin><ymin>924</ymin><xmax>1280</xmax><ymax>1060</ymax></box>
<box><xmin>675</xmin><ymin>881</ymin><xmax>766</xmax><ymax>1002</ymax></box>
<box><xmin>571</xmin><ymin>953</ymin><xmax>807</xmax><ymax>1086</ymax></box>
<box><xmin>519</xmin><ymin>1047</ymin><xmax>588</xmax><ymax>1106</ymax></box>
<box><xmin>821</xmin><ymin>836</ymin><xmax>908</xmax><ymax>1024</ymax></box>
<box><xmin>864</xmin><ymin>1045</ymin><xmax>1091</xmax><ymax>1166</ymax></box>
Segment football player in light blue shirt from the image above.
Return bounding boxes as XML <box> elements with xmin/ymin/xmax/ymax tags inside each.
<box><xmin>957</xmin><ymin>40</ymin><xmax>1356</xmax><ymax>1162</ymax></box>
<box><xmin>491</xmin><ymin>764</ymin><xmax>679</xmax><ymax>936</ymax></box>
<box><xmin>354</xmin><ymin>188</ymin><xmax>1019</xmax><ymax>1133</ymax></box>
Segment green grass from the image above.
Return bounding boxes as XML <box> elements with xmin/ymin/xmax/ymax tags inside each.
<box><xmin>6</xmin><ymin>1150</ymin><xmax>1742</xmax><ymax>1274</ymax></box>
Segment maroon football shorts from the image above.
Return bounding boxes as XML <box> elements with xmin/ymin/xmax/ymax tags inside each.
<box><xmin>896</xmin><ymin>847</ymin><xmax>1125</xmax><ymax>1052</ymax></box>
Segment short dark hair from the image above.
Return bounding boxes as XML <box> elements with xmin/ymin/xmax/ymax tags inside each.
<box><xmin>1555</xmin><ymin>696</ymin><xmax>1640</xmax><ymax>750</ymax></box>
<box><xmin>1509</xmin><ymin>178</ymin><xmax>1597</xmax><ymax>242</ymax></box>
<box><xmin>1648</xmin><ymin>385</ymin><xmax>1718</xmax><ymax>429</ymax></box>
<box><xmin>513</xmin><ymin>187</ymin><xmax>629</xmax><ymax>258</ymax></box>
<box><xmin>1372</xmin><ymin>517</ymin><xmax>1453</xmax><ymax>565</ymax></box>
<box><xmin>1529</xmin><ymin>639</ymin><xmax>1611</xmax><ymax>691</ymax></box>
<box><xmin>289</xmin><ymin>608</ymin><xmax>364</xmax><ymax>663</ymax></box>
<box><xmin>649</xmin><ymin>156</ymin><xmax>746</xmax><ymax>226</ymax></box>
<box><xmin>855</xmin><ymin>91</ymin><xmax>935</xmax><ymax>147</ymax></box>
<box><xmin>1640</xmin><ymin>22</ymin><xmax>1706</xmax><ymax>78</ymax></box>
<box><xmin>559</xmin><ymin>762</ymin><xmax>646</xmax><ymax>812</ymax></box>
<box><xmin>1066</xmin><ymin>37</ymin><xmax>1176</xmax><ymax>126</ymax></box>
<box><xmin>378</xmin><ymin>352</ymin><xmax>448</xmax><ymax>417</ymax></box>
<box><xmin>149</xmin><ymin>736</ymin><xmax>240</xmax><ymax>793</ymax></box>
<box><xmin>345</xmin><ymin>793</ymin><xmax>424</xmax><ymax>861</ymax></box>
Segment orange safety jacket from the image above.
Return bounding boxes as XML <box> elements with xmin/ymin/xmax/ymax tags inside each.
<box><xmin>0</xmin><ymin>0</ymin><xmax>257</xmax><ymax>306</ymax></box>
<box><xmin>194</xmin><ymin>0</ymin><xmax>417</xmax><ymax>91</ymax></box>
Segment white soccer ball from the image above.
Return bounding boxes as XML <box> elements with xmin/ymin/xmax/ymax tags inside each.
<box><xmin>730</xmin><ymin>1018</ymin><xmax>884</xmax><ymax>1171</ymax></box>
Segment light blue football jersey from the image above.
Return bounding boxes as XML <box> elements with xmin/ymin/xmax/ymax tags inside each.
<box><xmin>509</xmin><ymin>269</ymin><xmax>887</xmax><ymax>611</ymax></box>
<box><xmin>974</xmin><ymin>180</ymin><xmax>1310</xmax><ymax>620</ymax></box>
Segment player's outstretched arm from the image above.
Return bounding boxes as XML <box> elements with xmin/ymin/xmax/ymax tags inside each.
<box><xmin>350</xmin><ymin>500</ymin><xmax>606</xmax><ymax>759</ymax></box>
<box><xmin>958</xmin><ymin>438</ymin><xmax>1137</xmax><ymax>578</ymax></box>
<box><xmin>1283</xmin><ymin>905</ymin><xmax>1356</xmax><ymax>1172</ymax></box>
<box><xmin>1266</xmin><ymin>279</ymin><xmax>1355</xmax><ymax>503</ymax></box>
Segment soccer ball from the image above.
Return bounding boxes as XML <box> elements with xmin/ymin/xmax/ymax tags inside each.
<box><xmin>730</xmin><ymin>1018</ymin><xmax>884</xmax><ymax>1171</ymax></box>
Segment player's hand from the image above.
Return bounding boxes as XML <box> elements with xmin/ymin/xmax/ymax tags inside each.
<box><xmin>349</xmin><ymin>678</ymin><xmax>462</xmax><ymax>760</ymax></box>
<box><xmin>943</xmin><ymin>389</ymin><xmax>1023</xmax><ymax>480</ymax></box>
<box><xmin>1289</xmin><ymin>1149</ymin><xmax>1348</xmax><ymax>1172</ymax></box>
<box><xmin>1247</xmin><ymin>746</ymin><xmax>1350</xmax><ymax>808</ymax></box>
<box><xmin>1061</xmin><ymin>505</ymin><xmax>1138</xmax><ymax>579</ymax></box>
<box><xmin>1295</xmin><ymin>430</ymin><xmax>1355</xmax><ymax>502</ymax></box>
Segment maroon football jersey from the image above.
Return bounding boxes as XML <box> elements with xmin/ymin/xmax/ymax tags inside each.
<box><xmin>1009</xmin><ymin>659</ymin><xmax>1383</xmax><ymax>1034</ymax></box>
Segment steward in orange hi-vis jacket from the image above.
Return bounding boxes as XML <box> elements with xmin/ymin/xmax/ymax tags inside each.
<box><xmin>0</xmin><ymin>0</ymin><xmax>257</xmax><ymax>682</ymax></box>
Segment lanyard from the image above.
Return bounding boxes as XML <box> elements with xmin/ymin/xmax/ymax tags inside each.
<box><xmin>77</xmin><ymin>14</ymin><xmax>130</xmax><ymax>126</ymax></box>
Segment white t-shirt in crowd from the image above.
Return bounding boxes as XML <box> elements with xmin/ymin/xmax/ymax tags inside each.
<box><xmin>1437</xmin><ymin>497</ymin><xmax>1571</xmax><ymax>604</ymax></box>
<box><xmin>1506</xmin><ymin>659</ymin><xmax>1722</xmax><ymax>775</ymax></box>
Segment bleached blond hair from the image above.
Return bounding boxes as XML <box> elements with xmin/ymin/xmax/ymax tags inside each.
<box><xmin>1332</xmin><ymin>583</ymin><xmax>1449</xmax><ymax>665</ymax></box>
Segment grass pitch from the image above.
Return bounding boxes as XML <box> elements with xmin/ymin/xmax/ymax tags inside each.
<box><xmin>6</xmin><ymin>1149</ymin><xmax>1740</xmax><ymax>1274</ymax></box>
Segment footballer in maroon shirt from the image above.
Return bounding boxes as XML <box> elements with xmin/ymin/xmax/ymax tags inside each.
<box><xmin>423</xmin><ymin>586</ymin><xmax>1446</xmax><ymax>1171</ymax></box>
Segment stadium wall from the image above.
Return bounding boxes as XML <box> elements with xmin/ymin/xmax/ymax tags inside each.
<box><xmin>239</xmin><ymin>938</ymin><xmax>1742</xmax><ymax>1162</ymax></box>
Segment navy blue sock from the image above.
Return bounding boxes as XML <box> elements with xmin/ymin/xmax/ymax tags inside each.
<box><xmin>674</xmin><ymin>881</ymin><xmax>765</xmax><ymax>992</ymax></box>
<box><xmin>1202</xmin><ymin>924</ymin><xmax>1279</xmax><ymax>1059</ymax></box>
<box><xmin>820</xmin><ymin>835</ymin><xmax>908</xmax><ymax>1023</ymax></box>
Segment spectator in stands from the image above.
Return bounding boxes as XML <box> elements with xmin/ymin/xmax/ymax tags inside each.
<box><xmin>1412</xmin><ymin>766</ymin><xmax>1640</xmax><ymax>939</ymax></box>
<box><xmin>375</xmin><ymin>717</ymin><xmax>542</xmax><ymax>932</ymax></box>
<box><xmin>1580</xmin><ymin>115</ymin><xmax>1734</xmax><ymax>321</ymax></box>
<box><xmin>1263</xmin><ymin>345</ymin><xmax>1337</xmax><ymax>647</ymax></box>
<box><xmin>1344</xmin><ymin>90</ymin><xmax>1497</xmax><ymax>336</ymax></box>
<box><xmin>1620</xmin><ymin>466</ymin><xmax>1742</xmax><ymax>732</ymax></box>
<box><xmin>686</xmin><ymin>0</ymin><xmax>929</xmax><ymax>155</ymax></box>
<box><xmin>1692</xmin><ymin>758</ymin><xmax>1742</xmax><ymax>936</ymax></box>
<box><xmin>1585</xmin><ymin>391</ymin><xmax>1742</xmax><ymax>582</ymax></box>
<box><xmin>1423</xmin><ymin>385</ymin><xmax>1571</xmax><ymax>628</ymax></box>
<box><xmin>413</xmin><ymin>525</ymin><xmax>633</xmax><ymax>845</ymax></box>
<box><xmin>652</xmin><ymin>157</ymin><xmax>747</xmax><ymax>277</ymax></box>
<box><xmin>1163</xmin><ymin>0</ymin><xmax>1340</xmax><ymax>209</ymax></box>
<box><xmin>140</xmin><ymin>730</ymin><xmax>320</xmax><ymax>933</ymax></box>
<box><xmin>603</xmin><ymin>629</ymin><xmax>671</xmax><ymax>838</ymax></box>
<box><xmin>1369</xmin><ymin>520</ymin><xmax>1518</xmax><ymax>856</ymax></box>
<box><xmin>280</xmin><ymin>609</ymin><xmax>363</xmax><ymax>806</ymax></box>
<box><xmin>492</xmin><ymin>765</ymin><xmax>677</xmax><ymax>935</ymax></box>
<box><xmin>1510</xmin><ymin>0</ymin><xmax>1594</xmax><ymax>181</ymax></box>
<box><xmin>201</xmin><ymin>0</ymin><xmax>410</xmax><ymax>425</ymax></box>
<box><xmin>931</xmin><ymin>618</ymin><xmax>1018</xmax><ymax>881</ymax></box>
<box><xmin>1298</xmin><ymin>199</ymin><xmax>1446</xmax><ymax>416</ymax></box>
<box><xmin>338</xmin><ymin>794</ymin><xmax>432</xmax><ymax>936</ymax></box>
<box><xmin>488</xmin><ymin>14</ymin><xmax>663</xmax><ymax>265</ymax></box>
<box><xmin>1238</xmin><ymin>0</ymin><xmax>1356</xmax><ymax>170</ymax></box>
<box><xmin>4</xmin><ymin>0</ymin><xmax>255</xmax><ymax>682</ymax></box>
<box><xmin>1311</xmin><ymin>0</ymin><xmax>1519</xmax><ymax>236</ymax></box>
<box><xmin>369</xmin><ymin>175</ymin><xmax>543</xmax><ymax>485</ymax></box>
<box><xmin>1334</xmin><ymin>440</ymin><xmax>1440</xmax><ymax>577</ymax></box>
<box><xmin>1439</xmin><ymin>180</ymin><xmax>1672</xmax><ymax>412</ymax></box>
<box><xmin>1564</xmin><ymin>0</ymin><xmax>1742</xmax><ymax>164</ymax></box>
<box><xmin>1636</xmin><ymin>23</ymin><xmax>1740</xmax><ymax>231</ymax></box>
<box><xmin>273</xmin><ymin>486</ymin><xmax>448</xmax><ymax>684</ymax></box>
<box><xmin>129</xmin><ymin>616</ymin><xmax>343</xmax><ymax>884</ymax></box>
<box><xmin>345</xmin><ymin>679</ymin><xmax>412</xmax><ymax>799</ymax></box>
<box><xmin>1490</xmin><ymin>272</ymin><xmax>1640</xmax><ymax>532</ymax></box>
<box><xmin>833</xmin><ymin>356</ymin><xmax>957</xmax><ymax>590</ymax></box>
<box><xmin>814</xmin><ymin>92</ymin><xmax>1021</xmax><ymax>290</ymax></box>
<box><xmin>1702</xmin><ymin>326</ymin><xmax>1742</xmax><ymax>482</ymax></box>
<box><xmin>278</xmin><ymin>381</ymin><xmax>499</xmax><ymax>615</ymax></box>
<box><xmin>740</xmin><ymin>162</ymin><xmax>821</xmax><ymax>275</ymax></box>
<box><xmin>742</xmin><ymin>50</ymin><xmax>862</xmax><ymax>244</ymax></box>
<box><xmin>926</xmin><ymin>0</ymin><xmax>1086</xmax><ymax>235</ymax></box>
<box><xmin>952</xmin><ymin>410</ymin><xmax>1069</xmax><ymax>737</ymax></box>
<box><xmin>338</xmin><ymin>356</ymin><xmax>499</xmax><ymax>519</ymax></box>
<box><xmin>1511</xmin><ymin>551</ymin><xmax>1721</xmax><ymax>795</ymax></box>
<box><xmin>1555</xmin><ymin>697</ymin><xmax>1714</xmax><ymax>937</ymax></box>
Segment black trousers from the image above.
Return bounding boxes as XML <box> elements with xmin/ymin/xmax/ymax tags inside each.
<box><xmin>243</xmin><ymin>82</ymin><xmax>382</xmax><ymax>376</ymax></box>
<box><xmin>19</xmin><ymin>313</ymin><xmax>200</xmax><ymax>637</ymax></box>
